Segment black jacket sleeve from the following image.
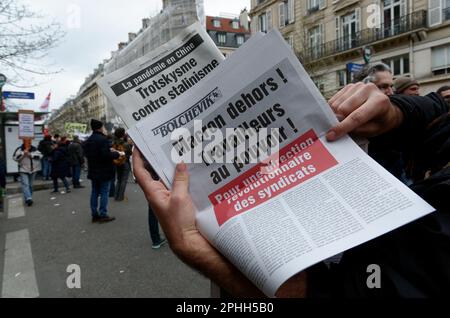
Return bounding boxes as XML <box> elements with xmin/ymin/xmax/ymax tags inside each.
<box><xmin>370</xmin><ymin>93</ymin><xmax>449</xmax><ymax>153</ymax></box>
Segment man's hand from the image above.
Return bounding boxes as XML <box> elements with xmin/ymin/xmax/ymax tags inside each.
<box><xmin>327</xmin><ymin>83</ymin><xmax>404</xmax><ymax>141</ymax></box>
<box><xmin>132</xmin><ymin>148</ymin><xmax>268</xmax><ymax>298</ymax></box>
<box><xmin>132</xmin><ymin>148</ymin><xmax>220</xmax><ymax>259</ymax></box>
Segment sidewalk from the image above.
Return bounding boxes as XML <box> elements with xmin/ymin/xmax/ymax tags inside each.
<box><xmin>4</xmin><ymin>176</ymin><xmax>84</xmax><ymax>195</ymax></box>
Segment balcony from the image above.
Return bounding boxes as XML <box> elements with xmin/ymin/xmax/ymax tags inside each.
<box><xmin>301</xmin><ymin>10</ymin><xmax>427</xmax><ymax>63</ymax></box>
<box><xmin>307</xmin><ymin>5</ymin><xmax>320</xmax><ymax>15</ymax></box>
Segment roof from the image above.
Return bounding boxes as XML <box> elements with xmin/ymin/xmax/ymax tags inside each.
<box><xmin>206</xmin><ymin>16</ymin><xmax>249</xmax><ymax>34</ymax></box>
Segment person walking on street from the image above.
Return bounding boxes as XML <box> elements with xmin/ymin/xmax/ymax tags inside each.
<box><xmin>148</xmin><ymin>205</ymin><xmax>167</xmax><ymax>249</ymax></box>
<box><xmin>83</xmin><ymin>119</ymin><xmax>123</xmax><ymax>223</ymax></box>
<box><xmin>68</xmin><ymin>135</ymin><xmax>85</xmax><ymax>189</ymax></box>
<box><xmin>50</xmin><ymin>141</ymin><xmax>71</xmax><ymax>194</ymax></box>
<box><xmin>38</xmin><ymin>135</ymin><xmax>54</xmax><ymax>180</ymax></box>
<box><xmin>112</xmin><ymin>128</ymin><xmax>132</xmax><ymax>201</ymax></box>
<box><xmin>13</xmin><ymin>140</ymin><xmax>42</xmax><ymax>207</ymax></box>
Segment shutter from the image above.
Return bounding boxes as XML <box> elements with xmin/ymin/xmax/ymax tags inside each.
<box><xmin>289</xmin><ymin>0</ymin><xmax>296</xmax><ymax>23</ymax></box>
<box><xmin>429</xmin><ymin>0</ymin><xmax>442</xmax><ymax>27</ymax></box>
<box><xmin>400</xmin><ymin>0</ymin><xmax>407</xmax><ymax>16</ymax></box>
<box><xmin>279</xmin><ymin>3</ymin><xmax>286</xmax><ymax>28</ymax></box>
<box><xmin>355</xmin><ymin>8</ymin><xmax>361</xmax><ymax>32</ymax></box>
<box><xmin>251</xmin><ymin>17</ymin><xmax>258</xmax><ymax>34</ymax></box>
<box><xmin>319</xmin><ymin>23</ymin><xmax>324</xmax><ymax>56</ymax></box>
<box><xmin>267</xmin><ymin>9</ymin><xmax>272</xmax><ymax>31</ymax></box>
<box><xmin>335</xmin><ymin>16</ymin><xmax>341</xmax><ymax>49</ymax></box>
<box><xmin>319</xmin><ymin>23</ymin><xmax>324</xmax><ymax>45</ymax></box>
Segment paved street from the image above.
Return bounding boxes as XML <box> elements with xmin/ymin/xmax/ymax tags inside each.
<box><xmin>0</xmin><ymin>178</ymin><xmax>209</xmax><ymax>298</ymax></box>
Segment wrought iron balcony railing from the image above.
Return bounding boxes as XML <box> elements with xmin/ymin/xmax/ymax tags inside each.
<box><xmin>301</xmin><ymin>10</ymin><xmax>427</xmax><ymax>62</ymax></box>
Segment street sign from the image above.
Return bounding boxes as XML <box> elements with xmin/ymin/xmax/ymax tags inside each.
<box><xmin>18</xmin><ymin>110</ymin><xmax>35</xmax><ymax>139</ymax></box>
<box><xmin>347</xmin><ymin>63</ymin><xmax>364</xmax><ymax>74</ymax></box>
<box><xmin>0</xmin><ymin>74</ymin><xmax>6</xmax><ymax>88</ymax></box>
<box><xmin>3</xmin><ymin>91</ymin><xmax>35</xmax><ymax>100</ymax></box>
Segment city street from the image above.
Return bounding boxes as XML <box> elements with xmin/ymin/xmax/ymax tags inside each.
<box><xmin>0</xmin><ymin>179</ymin><xmax>209</xmax><ymax>298</ymax></box>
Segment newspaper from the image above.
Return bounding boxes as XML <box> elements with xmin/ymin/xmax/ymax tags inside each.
<box><xmin>127</xmin><ymin>30</ymin><xmax>435</xmax><ymax>296</ymax></box>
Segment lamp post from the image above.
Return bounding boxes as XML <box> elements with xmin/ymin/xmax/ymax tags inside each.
<box><xmin>0</xmin><ymin>74</ymin><xmax>7</xmax><ymax>112</ymax></box>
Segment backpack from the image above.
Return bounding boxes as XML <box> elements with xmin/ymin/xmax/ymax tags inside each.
<box><xmin>112</xmin><ymin>142</ymin><xmax>127</xmax><ymax>166</ymax></box>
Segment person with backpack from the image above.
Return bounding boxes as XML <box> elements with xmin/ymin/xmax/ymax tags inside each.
<box><xmin>112</xmin><ymin>128</ymin><xmax>132</xmax><ymax>202</ymax></box>
<box><xmin>133</xmin><ymin>82</ymin><xmax>450</xmax><ymax>297</ymax></box>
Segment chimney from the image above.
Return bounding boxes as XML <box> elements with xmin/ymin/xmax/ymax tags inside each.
<box><xmin>142</xmin><ymin>18</ymin><xmax>151</xmax><ymax>29</ymax></box>
<box><xmin>240</xmin><ymin>9</ymin><xmax>249</xmax><ymax>31</ymax></box>
<box><xmin>118</xmin><ymin>42</ymin><xmax>127</xmax><ymax>50</ymax></box>
<box><xmin>128</xmin><ymin>32</ymin><xmax>137</xmax><ymax>42</ymax></box>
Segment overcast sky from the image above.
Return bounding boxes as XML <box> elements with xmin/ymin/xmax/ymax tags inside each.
<box><xmin>3</xmin><ymin>0</ymin><xmax>250</xmax><ymax>112</ymax></box>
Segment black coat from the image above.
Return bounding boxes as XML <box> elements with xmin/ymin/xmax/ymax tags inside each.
<box><xmin>50</xmin><ymin>146</ymin><xmax>71</xmax><ymax>179</ymax></box>
<box><xmin>83</xmin><ymin>131</ymin><xmax>119</xmax><ymax>182</ymax></box>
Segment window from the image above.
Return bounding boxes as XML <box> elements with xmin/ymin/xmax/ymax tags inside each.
<box><xmin>286</xmin><ymin>35</ymin><xmax>294</xmax><ymax>48</ymax></box>
<box><xmin>382</xmin><ymin>54</ymin><xmax>410</xmax><ymax>76</ymax></box>
<box><xmin>444</xmin><ymin>0</ymin><xmax>450</xmax><ymax>21</ymax></box>
<box><xmin>339</xmin><ymin>9</ymin><xmax>360</xmax><ymax>50</ymax></box>
<box><xmin>232</xmin><ymin>20</ymin><xmax>240</xmax><ymax>29</ymax></box>
<box><xmin>213</xmin><ymin>19</ymin><xmax>221</xmax><ymax>28</ymax></box>
<box><xmin>431</xmin><ymin>44</ymin><xmax>450</xmax><ymax>75</ymax></box>
<box><xmin>217</xmin><ymin>33</ymin><xmax>226</xmax><ymax>45</ymax></box>
<box><xmin>309</xmin><ymin>25</ymin><xmax>323</xmax><ymax>58</ymax></box>
<box><xmin>236</xmin><ymin>35</ymin><xmax>245</xmax><ymax>46</ymax></box>
<box><xmin>279</xmin><ymin>0</ymin><xmax>295</xmax><ymax>27</ymax></box>
<box><xmin>338</xmin><ymin>70</ymin><xmax>350</xmax><ymax>87</ymax></box>
<box><xmin>308</xmin><ymin>0</ymin><xmax>325</xmax><ymax>13</ymax></box>
<box><xmin>259</xmin><ymin>14</ymin><xmax>267</xmax><ymax>32</ymax></box>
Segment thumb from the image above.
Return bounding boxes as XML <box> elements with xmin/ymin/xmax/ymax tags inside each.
<box><xmin>172</xmin><ymin>163</ymin><xmax>189</xmax><ymax>198</ymax></box>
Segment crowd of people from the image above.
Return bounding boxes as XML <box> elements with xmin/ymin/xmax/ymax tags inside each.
<box><xmin>9</xmin><ymin>118</ymin><xmax>166</xmax><ymax>250</ymax></box>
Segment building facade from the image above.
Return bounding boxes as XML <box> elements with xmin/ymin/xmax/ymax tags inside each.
<box><xmin>206</xmin><ymin>13</ymin><xmax>251</xmax><ymax>57</ymax></box>
<box><xmin>249</xmin><ymin>0</ymin><xmax>450</xmax><ymax>98</ymax></box>
<box><xmin>249</xmin><ymin>0</ymin><xmax>301</xmax><ymax>52</ymax></box>
<box><xmin>49</xmin><ymin>0</ymin><xmax>204</xmax><ymax>135</ymax></box>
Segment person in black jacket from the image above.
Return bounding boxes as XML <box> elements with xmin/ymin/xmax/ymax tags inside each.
<box><xmin>38</xmin><ymin>135</ymin><xmax>54</xmax><ymax>180</ymax></box>
<box><xmin>83</xmin><ymin>119</ymin><xmax>122</xmax><ymax>223</ymax></box>
<box><xmin>68</xmin><ymin>136</ymin><xmax>85</xmax><ymax>189</ymax></box>
<box><xmin>133</xmin><ymin>83</ymin><xmax>450</xmax><ymax>298</ymax></box>
<box><xmin>50</xmin><ymin>141</ymin><xmax>71</xmax><ymax>194</ymax></box>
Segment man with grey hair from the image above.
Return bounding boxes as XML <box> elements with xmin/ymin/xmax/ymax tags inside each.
<box><xmin>354</xmin><ymin>63</ymin><xmax>394</xmax><ymax>96</ymax></box>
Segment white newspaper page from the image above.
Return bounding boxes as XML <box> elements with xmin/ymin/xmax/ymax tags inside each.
<box><xmin>98</xmin><ymin>22</ymin><xmax>225</xmax><ymax>174</ymax></box>
<box><xmin>98</xmin><ymin>22</ymin><xmax>224</xmax><ymax>130</ymax></box>
<box><xmin>134</xmin><ymin>30</ymin><xmax>435</xmax><ymax>297</ymax></box>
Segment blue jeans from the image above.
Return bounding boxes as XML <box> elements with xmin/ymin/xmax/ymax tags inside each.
<box><xmin>20</xmin><ymin>173</ymin><xmax>35</xmax><ymax>201</ymax></box>
<box><xmin>91</xmin><ymin>180</ymin><xmax>111</xmax><ymax>217</ymax></box>
<box><xmin>148</xmin><ymin>205</ymin><xmax>162</xmax><ymax>244</ymax></box>
<box><xmin>42</xmin><ymin>157</ymin><xmax>51</xmax><ymax>179</ymax></box>
<box><xmin>72</xmin><ymin>165</ymin><xmax>81</xmax><ymax>187</ymax></box>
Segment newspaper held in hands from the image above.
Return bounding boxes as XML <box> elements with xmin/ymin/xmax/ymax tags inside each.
<box><xmin>133</xmin><ymin>30</ymin><xmax>433</xmax><ymax>297</ymax></box>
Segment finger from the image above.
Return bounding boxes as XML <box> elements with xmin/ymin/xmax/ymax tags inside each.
<box><xmin>327</xmin><ymin>100</ymin><xmax>381</xmax><ymax>141</ymax></box>
<box><xmin>172</xmin><ymin>163</ymin><xmax>189</xmax><ymax>200</ymax></box>
<box><xmin>133</xmin><ymin>148</ymin><xmax>168</xmax><ymax>205</ymax></box>
<box><xmin>335</xmin><ymin>85</ymin><xmax>371</xmax><ymax>116</ymax></box>
<box><xmin>329</xmin><ymin>84</ymin><xmax>354</xmax><ymax>107</ymax></box>
<box><xmin>330</xmin><ymin>83</ymin><xmax>364</xmax><ymax>111</ymax></box>
<box><xmin>329</xmin><ymin>84</ymin><xmax>359</xmax><ymax>110</ymax></box>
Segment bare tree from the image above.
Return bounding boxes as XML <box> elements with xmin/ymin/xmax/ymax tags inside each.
<box><xmin>0</xmin><ymin>0</ymin><xmax>65</xmax><ymax>87</ymax></box>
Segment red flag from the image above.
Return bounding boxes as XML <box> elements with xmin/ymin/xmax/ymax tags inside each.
<box><xmin>40</xmin><ymin>92</ymin><xmax>51</xmax><ymax>112</ymax></box>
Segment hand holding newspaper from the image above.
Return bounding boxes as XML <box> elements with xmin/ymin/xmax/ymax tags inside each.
<box><xmin>101</xmin><ymin>27</ymin><xmax>434</xmax><ymax>297</ymax></box>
